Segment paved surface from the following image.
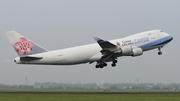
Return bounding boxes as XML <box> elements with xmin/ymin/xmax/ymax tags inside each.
<box><xmin>0</xmin><ymin>91</ymin><xmax>180</xmax><ymax>94</ymax></box>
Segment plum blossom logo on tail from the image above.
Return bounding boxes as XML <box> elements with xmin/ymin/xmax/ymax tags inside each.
<box><xmin>116</xmin><ymin>42</ymin><xmax>120</xmax><ymax>46</ymax></box>
<box><xmin>14</xmin><ymin>37</ymin><xmax>34</xmax><ymax>55</ymax></box>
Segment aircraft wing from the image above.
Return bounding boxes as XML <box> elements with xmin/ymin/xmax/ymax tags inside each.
<box><xmin>93</xmin><ymin>37</ymin><xmax>119</xmax><ymax>62</ymax></box>
<box><xmin>93</xmin><ymin>37</ymin><xmax>119</xmax><ymax>52</ymax></box>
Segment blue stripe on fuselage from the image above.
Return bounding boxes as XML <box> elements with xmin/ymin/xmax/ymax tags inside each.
<box><xmin>139</xmin><ymin>35</ymin><xmax>173</xmax><ymax>51</ymax></box>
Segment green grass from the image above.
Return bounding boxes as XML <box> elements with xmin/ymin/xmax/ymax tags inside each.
<box><xmin>0</xmin><ymin>94</ymin><xmax>180</xmax><ymax>101</ymax></box>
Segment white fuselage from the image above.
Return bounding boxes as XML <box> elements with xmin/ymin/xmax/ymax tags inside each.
<box><xmin>14</xmin><ymin>30</ymin><xmax>173</xmax><ymax>65</ymax></box>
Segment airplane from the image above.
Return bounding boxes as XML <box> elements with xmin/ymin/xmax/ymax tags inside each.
<box><xmin>5</xmin><ymin>30</ymin><xmax>173</xmax><ymax>68</ymax></box>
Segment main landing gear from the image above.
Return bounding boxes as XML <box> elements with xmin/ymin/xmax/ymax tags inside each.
<box><xmin>111</xmin><ymin>59</ymin><xmax>117</xmax><ymax>67</ymax></box>
<box><xmin>158</xmin><ymin>47</ymin><xmax>162</xmax><ymax>55</ymax></box>
<box><xmin>95</xmin><ymin>62</ymin><xmax>107</xmax><ymax>68</ymax></box>
<box><xmin>95</xmin><ymin>59</ymin><xmax>118</xmax><ymax>68</ymax></box>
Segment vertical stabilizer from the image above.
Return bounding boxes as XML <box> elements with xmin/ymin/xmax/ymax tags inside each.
<box><xmin>5</xmin><ymin>30</ymin><xmax>47</xmax><ymax>56</ymax></box>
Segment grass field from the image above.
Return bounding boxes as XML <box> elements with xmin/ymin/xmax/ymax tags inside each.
<box><xmin>0</xmin><ymin>94</ymin><xmax>180</xmax><ymax>101</ymax></box>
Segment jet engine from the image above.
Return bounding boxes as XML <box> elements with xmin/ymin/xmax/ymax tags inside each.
<box><xmin>115</xmin><ymin>46</ymin><xmax>143</xmax><ymax>57</ymax></box>
<box><xmin>118</xmin><ymin>46</ymin><xmax>133</xmax><ymax>55</ymax></box>
<box><xmin>126</xmin><ymin>48</ymin><xmax>143</xmax><ymax>57</ymax></box>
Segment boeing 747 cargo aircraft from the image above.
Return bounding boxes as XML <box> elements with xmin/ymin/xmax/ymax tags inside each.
<box><xmin>5</xmin><ymin>30</ymin><xmax>173</xmax><ymax>68</ymax></box>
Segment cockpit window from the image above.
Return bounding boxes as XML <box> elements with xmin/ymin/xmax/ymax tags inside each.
<box><xmin>160</xmin><ymin>30</ymin><xmax>163</xmax><ymax>32</ymax></box>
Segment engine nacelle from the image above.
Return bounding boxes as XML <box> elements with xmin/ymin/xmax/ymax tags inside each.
<box><xmin>132</xmin><ymin>48</ymin><xmax>143</xmax><ymax>56</ymax></box>
<box><xmin>120</xmin><ymin>46</ymin><xmax>133</xmax><ymax>55</ymax></box>
<box><xmin>126</xmin><ymin>48</ymin><xmax>143</xmax><ymax>57</ymax></box>
<box><xmin>115</xmin><ymin>46</ymin><xmax>143</xmax><ymax>57</ymax></box>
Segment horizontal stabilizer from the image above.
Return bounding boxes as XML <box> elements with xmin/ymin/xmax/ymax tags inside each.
<box><xmin>20</xmin><ymin>56</ymin><xmax>43</xmax><ymax>61</ymax></box>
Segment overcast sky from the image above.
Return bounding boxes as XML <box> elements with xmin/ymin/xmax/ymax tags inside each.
<box><xmin>0</xmin><ymin>0</ymin><xmax>179</xmax><ymax>85</ymax></box>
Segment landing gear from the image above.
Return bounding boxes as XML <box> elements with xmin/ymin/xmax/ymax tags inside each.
<box><xmin>95</xmin><ymin>64</ymin><xmax>102</xmax><ymax>68</ymax></box>
<box><xmin>113</xmin><ymin>60</ymin><xmax>117</xmax><ymax>63</ymax></box>
<box><xmin>95</xmin><ymin>59</ymin><xmax>118</xmax><ymax>68</ymax></box>
<box><xmin>111</xmin><ymin>59</ymin><xmax>117</xmax><ymax>67</ymax></box>
<box><xmin>95</xmin><ymin>65</ymin><xmax>99</xmax><ymax>68</ymax></box>
<box><xmin>104</xmin><ymin>63</ymin><xmax>107</xmax><ymax>67</ymax></box>
<box><xmin>158</xmin><ymin>47</ymin><xmax>162</xmax><ymax>55</ymax></box>
<box><xmin>95</xmin><ymin>62</ymin><xmax>107</xmax><ymax>68</ymax></box>
<box><xmin>158</xmin><ymin>51</ymin><xmax>162</xmax><ymax>55</ymax></box>
<box><xmin>111</xmin><ymin>63</ymin><xmax>116</xmax><ymax>67</ymax></box>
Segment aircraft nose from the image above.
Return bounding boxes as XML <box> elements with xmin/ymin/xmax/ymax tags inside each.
<box><xmin>164</xmin><ymin>32</ymin><xmax>173</xmax><ymax>41</ymax></box>
<box><xmin>168</xmin><ymin>34</ymin><xmax>173</xmax><ymax>41</ymax></box>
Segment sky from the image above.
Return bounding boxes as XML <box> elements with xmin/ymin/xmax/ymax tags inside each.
<box><xmin>0</xmin><ymin>0</ymin><xmax>179</xmax><ymax>85</ymax></box>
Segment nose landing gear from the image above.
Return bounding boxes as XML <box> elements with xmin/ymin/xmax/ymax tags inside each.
<box><xmin>158</xmin><ymin>47</ymin><xmax>162</xmax><ymax>55</ymax></box>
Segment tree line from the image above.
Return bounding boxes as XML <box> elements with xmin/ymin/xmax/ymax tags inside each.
<box><xmin>0</xmin><ymin>82</ymin><xmax>179</xmax><ymax>90</ymax></box>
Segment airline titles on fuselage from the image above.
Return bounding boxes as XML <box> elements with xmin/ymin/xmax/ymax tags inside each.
<box><xmin>120</xmin><ymin>37</ymin><xmax>149</xmax><ymax>46</ymax></box>
<box><xmin>121</xmin><ymin>40</ymin><xmax>134</xmax><ymax>46</ymax></box>
<box><xmin>134</xmin><ymin>37</ymin><xmax>149</xmax><ymax>44</ymax></box>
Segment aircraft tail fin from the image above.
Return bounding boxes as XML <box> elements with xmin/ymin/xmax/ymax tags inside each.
<box><xmin>5</xmin><ymin>30</ymin><xmax>47</xmax><ymax>56</ymax></box>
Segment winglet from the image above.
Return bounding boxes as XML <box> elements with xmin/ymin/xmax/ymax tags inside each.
<box><xmin>93</xmin><ymin>37</ymin><xmax>104</xmax><ymax>43</ymax></box>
